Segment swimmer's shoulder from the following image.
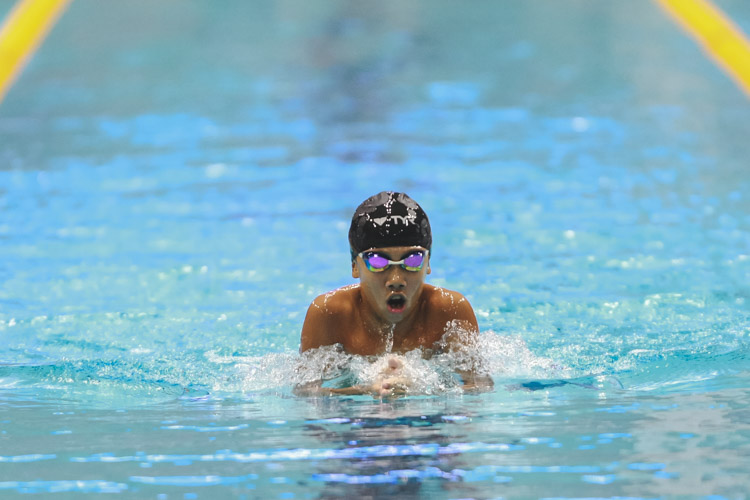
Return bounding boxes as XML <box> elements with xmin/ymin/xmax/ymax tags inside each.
<box><xmin>421</xmin><ymin>284</ymin><xmax>472</xmax><ymax>313</ymax></box>
<box><xmin>308</xmin><ymin>284</ymin><xmax>360</xmax><ymax>317</ymax></box>
<box><xmin>302</xmin><ymin>285</ymin><xmax>360</xmax><ymax>351</ymax></box>
<box><xmin>420</xmin><ymin>285</ymin><xmax>479</xmax><ymax>352</ymax></box>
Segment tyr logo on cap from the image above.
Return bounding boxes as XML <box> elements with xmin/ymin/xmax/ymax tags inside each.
<box><xmin>372</xmin><ymin>214</ymin><xmax>416</xmax><ymax>226</ymax></box>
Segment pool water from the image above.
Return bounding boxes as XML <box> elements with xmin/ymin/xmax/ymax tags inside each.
<box><xmin>1</xmin><ymin>0</ymin><xmax>750</xmax><ymax>498</ymax></box>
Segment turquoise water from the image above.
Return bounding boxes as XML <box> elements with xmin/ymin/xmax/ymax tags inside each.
<box><xmin>2</xmin><ymin>0</ymin><xmax>750</xmax><ymax>497</ymax></box>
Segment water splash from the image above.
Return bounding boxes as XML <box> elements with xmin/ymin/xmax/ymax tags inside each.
<box><xmin>7</xmin><ymin>330</ymin><xmax>742</xmax><ymax>402</ymax></box>
<box><xmin>384</xmin><ymin>325</ymin><xmax>395</xmax><ymax>354</ymax></box>
<box><xmin>230</xmin><ymin>331</ymin><xmax>568</xmax><ymax>396</ymax></box>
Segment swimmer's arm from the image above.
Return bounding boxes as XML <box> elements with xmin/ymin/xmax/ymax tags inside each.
<box><xmin>293</xmin><ymin>380</ymin><xmax>406</xmax><ymax>397</ymax></box>
<box><xmin>441</xmin><ymin>294</ymin><xmax>495</xmax><ymax>392</ymax></box>
<box><xmin>455</xmin><ymin>370</ymin><xmax>494</xmax><ymax>392</ymax></box>
<box><xmin>299</xmin><ymin>297</ymin><xmax>337</xmax><ymax>352</ymax></box>
<box><xmin>293</xmin><ymin>381</ymin><xmax>367</xmax><ymax>396</ymax></box>
<box><xmin>298</xmin><ymin>300</ymin><xmax>350</xmax><ymax>395</ymax></box>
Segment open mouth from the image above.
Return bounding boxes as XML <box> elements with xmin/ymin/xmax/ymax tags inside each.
<box><xmin>386</xmin><ymin>294</ymin><xmax>407</xmax><ymax>313</ymax></box>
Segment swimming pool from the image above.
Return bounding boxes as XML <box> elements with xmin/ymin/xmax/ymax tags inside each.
<box><xmin>2</xmin><ymin>0</ymin><xmax>750</xmax><ymax>497</ymax></box>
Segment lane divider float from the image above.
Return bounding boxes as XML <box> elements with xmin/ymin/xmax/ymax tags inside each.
<box><xmin>655</xmin><ymin>0</ymin><xmax>750</xmax><ymax>97</ymax></box>
<box><xmin>0</xmin><ymin>0</ymin><xmax>72</xmax><ymax>105</ymax></box>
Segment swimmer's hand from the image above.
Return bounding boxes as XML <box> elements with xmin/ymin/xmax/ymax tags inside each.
<box><xmin>369</xmin><ymin>357</ymin><xmax>411</xmax><ymax>397</ymax></box>
<box><xmin>293</xmin><ymin>357</ymin><xmax>413</xmax><ymax>398</ymax></box>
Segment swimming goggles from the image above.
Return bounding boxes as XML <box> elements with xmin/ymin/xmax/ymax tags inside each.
<box><xmin>358</xmin><ymin>249</ymin><xmax>428</xmax><ymax>272</ymax></box>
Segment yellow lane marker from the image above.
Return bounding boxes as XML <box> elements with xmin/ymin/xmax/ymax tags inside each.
<box><xmin>0</xmin><ymin>0</ymin><xmax>72</xmax><ymax>104</ymax></box>
<box><xmin>656</xmin><ymin>0</ymin><xmax>750</xmax><ymax>97</ymax></box>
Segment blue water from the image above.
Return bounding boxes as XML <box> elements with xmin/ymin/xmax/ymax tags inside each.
<box><xmin>2</xmin><ymin>0</ymin><xmax>750</xmax><ymax>497</ymax></box>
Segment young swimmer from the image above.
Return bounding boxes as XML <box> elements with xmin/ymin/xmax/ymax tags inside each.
<box><xmin>296</xmin><ymin>191</ymin><xmax>493</xmax><ymax>397</ymax></box>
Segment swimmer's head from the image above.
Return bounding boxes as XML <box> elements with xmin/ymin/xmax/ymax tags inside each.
<box><xmin>348</xmin><ymin>191</ymin><xmax>432</xmax><ymax>260</ymax></box>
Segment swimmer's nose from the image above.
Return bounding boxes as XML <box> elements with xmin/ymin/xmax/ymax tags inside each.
<box><xmin>385</xmin><ymin>268</ymin><xmax>406</xmax><ymax>290</ymax></box>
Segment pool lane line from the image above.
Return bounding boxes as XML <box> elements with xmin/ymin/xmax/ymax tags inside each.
<box><xmin>655</xmin><ymin>0</ymin><xmax>750</xmax><ymax>97</ymax></box>
<box><xmin>0</xmin><ymin>0</ymin><xmax>72</xmax><ymax>105</ymax></box>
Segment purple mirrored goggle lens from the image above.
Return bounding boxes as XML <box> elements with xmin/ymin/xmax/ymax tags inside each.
<box><xmin>402</xmin><ymin>252</ymin><xmax>425</xmax><ymax>269</ymax></box>
<box><xmin>362</xmin><ymin>251</ymin><xmax>426</xmax><ymax>272</ymax></box>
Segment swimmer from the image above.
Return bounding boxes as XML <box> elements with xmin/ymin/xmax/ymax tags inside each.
<box><xmin>295</xmin><ymin>191</ymin><xmax>493</xmax><ymax>397</ymax></box>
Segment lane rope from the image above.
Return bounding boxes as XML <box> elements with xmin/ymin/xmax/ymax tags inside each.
<box><xmin>655</xmin><ymin>0</ymin><xmax>750</xmax><ymax>97</ymax></box>
<box><xmin>1</xmin><ymin>0</ymin><xmax>748</xmax><ymax>104</ymax></box>
<box><xmin>0</xmin><ymin>0</ymin><xmax>72</xmax><ymax>105</ymax></box>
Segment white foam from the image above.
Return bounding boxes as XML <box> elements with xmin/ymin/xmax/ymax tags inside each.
<box><xmin>229</xmin><ymin>331</ymin><xmax>568</xmax><ymax>395</ymax></box>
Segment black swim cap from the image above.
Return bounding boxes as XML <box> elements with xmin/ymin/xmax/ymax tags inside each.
<box><xmin>348</xmin><ymin>191</ymin><xmax>432</xmax><ymax>259</ymax></box>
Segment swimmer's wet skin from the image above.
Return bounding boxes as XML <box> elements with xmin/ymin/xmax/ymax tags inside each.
<box><xmin>296</xmin><ymin>191</ymin><xmax>493</xmax><ymax>397</ymax></box>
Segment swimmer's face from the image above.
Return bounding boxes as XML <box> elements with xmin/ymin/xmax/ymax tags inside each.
<box><xmin>352</xmin><ymin>246</ymin><xmax>431</xmax><ymax>323</ymax></box>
